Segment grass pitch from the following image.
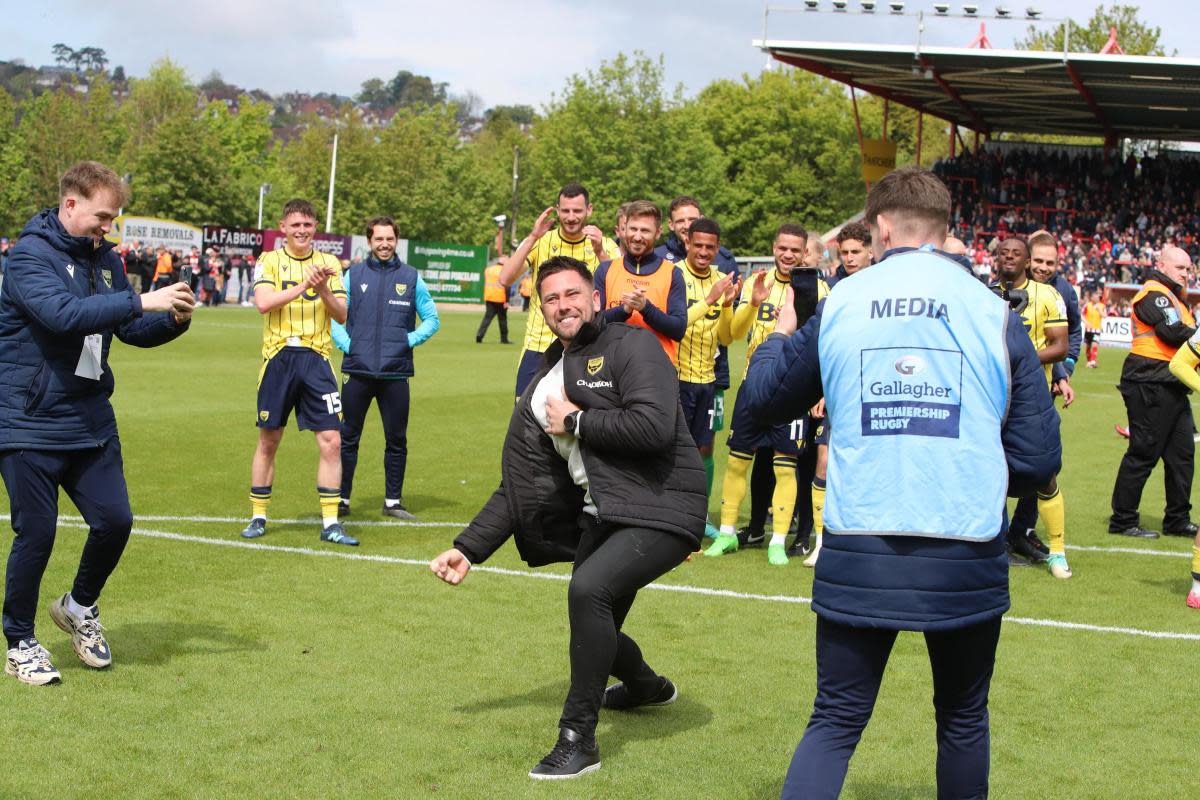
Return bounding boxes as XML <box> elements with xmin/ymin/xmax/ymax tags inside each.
<box><xmin>1</xmin><ymin>306</ymin><xmax>1197</xmax><ymax>800</ymax></box>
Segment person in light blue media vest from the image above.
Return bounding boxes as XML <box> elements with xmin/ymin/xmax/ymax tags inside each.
<box><xmin>742</xmin><ymin>167</ymin><xmax>1061</xmax><ymax>800</ymax></box>
<box><xmin>332</xmin><ymin>216</ymin><xmax>439</xmax><ymax>522</ymax></box>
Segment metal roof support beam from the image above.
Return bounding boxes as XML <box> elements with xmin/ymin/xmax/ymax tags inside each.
<box><xmin>918</xmin><ymin>57</ymin><xmax>988</xmax><ymax>134</ymax></box>
<box><xmin>1064</xmin><ymin>60</ymin><xmax>1115</xmax><ymax>144</ymax></box>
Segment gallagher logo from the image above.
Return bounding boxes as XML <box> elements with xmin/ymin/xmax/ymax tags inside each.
<box><xmin>894</xmin><ymin>355</ymin><xmax>926</xmax><ymax>376</ymax></box>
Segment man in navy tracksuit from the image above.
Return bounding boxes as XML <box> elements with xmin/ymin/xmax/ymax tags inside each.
<box><xmin>0</xmin><ymin>161</ymin><xmax>195</xmax><ymax>685</ymax></box>
<box><xmin>743</xmin><ymin>167</ymin><xmax>1060</xmax><ymax>799</ymax></box>
<box><xmin>332</xmin><ymin>216</ymin><xmax>439</xmax><ymax>521</ymax></box>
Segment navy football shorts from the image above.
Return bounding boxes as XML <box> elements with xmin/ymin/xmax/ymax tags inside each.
<box><xmin>678</xmin><ymin>380</ymin><xmax>717</xmax><ymax>448</ymax></box>
<box><xmin>256</xmin><ymin>347</ymin><xmax>341</xmax><ymax>431</ymax></box>
<box><xmin>726</xmin><ymin>385</ymin><xmax>805</xmax><ymax>457</ymax></box>
<box><xmin>813</xmin><ymin>413</ymin><xmax>830</xmax><ymax>446</ymax></box>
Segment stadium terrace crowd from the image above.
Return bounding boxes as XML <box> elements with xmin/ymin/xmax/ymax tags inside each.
<box><xmin>934</xmin><ymin>146</ymin><xmax>1200</xmax><ymax>291</ymax></box>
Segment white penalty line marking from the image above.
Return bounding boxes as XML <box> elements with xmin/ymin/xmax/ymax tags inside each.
<box><xmin>47</xmin><ymin>522</ymin><xmax>1200</xmax><ymax>643</ymax></box>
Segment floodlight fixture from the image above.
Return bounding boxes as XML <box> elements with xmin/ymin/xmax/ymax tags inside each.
<box><xmin>860</xmin><ymin>0</ymin><xmax>876</xmax><ymax>11</ymax></box>
<box><xmin>963</xmin><ymin>4</ymin><xmax>979</xmax><ymax>15</ymax></box>
<box><xmin>1025</xmin><ymin>7</ymin><xmax>1041</xmax><ymax>18</ymax></box>
<box><xmin>933</xmin><ymin>3</ymin><xmax>950</xmax><ymax>14</ymax></box>
<box><xmin>831</xmin><ymin>0</ymin><xmax>848</xmax><ymax>10</ymax></box>
<box><xmin>804</xmin><ymin>0</ymin><xmax>819</xmax><ymax>8</ymax></box>
<box><xmin>996</xmin><ymin>5</ymin><xmax>1011</xmax><ymax>17</ymax></box>
<box><xmin>889</xmin><ymin>1</ymin><xmax>905</xmax><ymax>12</ymax></box>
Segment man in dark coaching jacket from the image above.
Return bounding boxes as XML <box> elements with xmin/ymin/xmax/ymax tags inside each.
<box><xmin>1</xmin><ymin>161</ymin><xmax>195</xmax><ymax>686</ymax></box>
<box><xmin>430</xmin><ymin>255</ymin><xmax>707</xmax><ymax>781</ymax></box>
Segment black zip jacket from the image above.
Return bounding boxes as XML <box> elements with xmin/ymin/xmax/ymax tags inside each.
<box><xmin>454</xmin><ymin>317</ymin><xmax>707</xmax><ymax>566</ymax></box>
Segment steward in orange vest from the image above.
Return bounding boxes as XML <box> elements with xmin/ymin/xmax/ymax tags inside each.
<box><xmin>1110</xmin><ymin>252</ymin><xmax>1199</xmax><ymax>538</ymax></box>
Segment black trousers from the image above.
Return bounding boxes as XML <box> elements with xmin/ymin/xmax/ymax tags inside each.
<box><xmin>476</xmin><ymin>301</ymin><xmax>509</xmax><ymax>341</ymax></box>
<box><xmin>783</xmin><ymin>615</ymin><xmax>1002</xmax><ymax>800</ymax></box>
<box><xmin>559</xmin><ymin>521</ymin><xmax>692</xmax><ymax>738</ymax></box>
<box><xmin>1111</xmin><ymin>380</ymin><xmax>1194</xmax><ymax>530</ymax></box>
<box><xmin>1</xmin><ymin>441</ymin><xmax>133</xmax><ymax>646</ymax></box>
<box><xmin>339</xmin><ymin>375</ymin><xmax>410</xmax><ymax>502</ymax></box>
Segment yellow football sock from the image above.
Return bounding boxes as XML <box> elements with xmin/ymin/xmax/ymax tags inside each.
<box><xmin>771</xmin><ymin>456</ymin><xmax>799</xmax><ymax>543</ymax></box>
<box><xmin>1191</xmin><ymin>546</ymin><xmax>1200</xmax><ymax>581</ymax></box>
<box><xmin>719</xmin><ymin>452</ymin><xmax>753</xmax><ymax>529</ymax></box>
<box><xmin>318</xmin><ymin>486</ymin><xmax>341</xmax><ymax>526</ymax></box>
<box><xmin>812</xmin><ymin>478</ymin><xmax>826</xmax><ymax>537</ymax></box>
<box><xmin>249</xmin><ymin>485</ymin><xmax>271</xmax><ymax>520</ymax></box>
<box><xmin>1037</xmin><ymin>486</ymin><xmax>1066</xmax><ymax>555</ymax></box>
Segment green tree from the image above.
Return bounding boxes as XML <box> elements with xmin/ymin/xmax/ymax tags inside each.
<box><xmin>695</xmin><ymin>68</ymin><xmax>862</xmax><ymax>253</ymax></box>
<box><xmin>1016</xmin><ymin>4</ymin><xmax>1169</xmax><ymax>55</ymax></box>
<box><xmin>17</xmin><ymin>84</ymin><xmax>122</xmax><ymax>211</ymax></box>
<box><xmin>0</xmin><ymin>89</ymin><xmax>33</xmax><ymax>235</ymax></box>
<box><xmin>133</xmin><ymin>99</ymin><xmax>278</xmax><ymax>226</ymax></box>
<box><xmin>523</xmin><ymin>53</ymin><xmax>726</xmax><ymax>249</ymax></box>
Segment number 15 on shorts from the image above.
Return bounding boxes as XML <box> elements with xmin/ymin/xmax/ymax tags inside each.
<box><xmin>322</xmin><ymin>392</ymin><xmax>342</xmax><ymax>414</ymax></box>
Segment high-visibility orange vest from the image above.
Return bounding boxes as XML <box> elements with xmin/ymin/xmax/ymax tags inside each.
<box><xmin>483</xmin><ymin>264</ymin><xmax>506</xmax><ymax>303</ymax></box>
<box><xmin>1131</xmin><ymin>279</ymin><xmax>1195</xmax><ymax>361</ymax></box>
<box><xmin>519</xmin><ymin>275</ymin><xmax>532</xmax><ymax>298</ymax></box>
<box><xmin>604</xmin><ymin>257</ymin><xmax>677</xmax><ymax>363</ymax></box>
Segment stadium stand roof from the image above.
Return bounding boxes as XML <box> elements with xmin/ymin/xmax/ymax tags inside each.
<box><xmin>753</xmin><ymin>41</ymin><xmax>1200</xmax><ymax>143</ymax></box>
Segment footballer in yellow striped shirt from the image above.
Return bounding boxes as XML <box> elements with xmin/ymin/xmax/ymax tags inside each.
<box><xmin>708</xmin><ymin>224</ymin><xmax>828</xmax><ymax>567</ymax></box>
<box><xmin>241</xmin><ymin>199</ymin><xmax>356</xmax><ymax>547</ymax></box>
<box><xmin>676</xmin><ymin>218</ymin><xmax>738</xmax><ymax>532</ymax></box>
<box><xmin>500</xmin><ymin>182</ymin><xmax>619</xmax><ymax>396</ymax></box>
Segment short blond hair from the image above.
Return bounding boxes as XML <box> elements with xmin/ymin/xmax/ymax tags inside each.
<box><xmin>60</xmin><ymin>161</ymin><xmax>128</xmax><ymax>206</ymax></box>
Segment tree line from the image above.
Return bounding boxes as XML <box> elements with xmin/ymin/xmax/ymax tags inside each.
<box><xmin>1</xmin><ymin>2</ymin><xmax>1161</xmax><ymax>254</ymax></box>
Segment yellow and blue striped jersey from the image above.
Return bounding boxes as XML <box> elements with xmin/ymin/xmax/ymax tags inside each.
<box><xmin>521</xmin><ymin>229</ymin><xmax>619</xmax><ymax>353</ymax></box>
<box><xmin>730</xmin><ymin>269</ymin><xmax>829</xmax><ymax>378</ymax></box>
<box><xmin>253</xmin><ymin>248</ymin><xmax>347</xmax><ymax>360</ymax></box>
<box><xmin>677</xmin><ymin>261</ymin><xmax>733</xmax><ymax>384</ymax></box>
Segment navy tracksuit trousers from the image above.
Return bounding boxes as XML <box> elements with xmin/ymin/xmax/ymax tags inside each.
<box><xmin>1</xmin><ymin>440</ymin><xmax>133</xmax><ymax>647</ymax></box>
<box><xmin>782</xmin><ymin>615</ymin><xmax>1002</xmax><ymax>800</ymax></box>
<box><xmin>339</xmin><ymin>375</ymin><xmax>410</xmax><ymax>502</ymax></box>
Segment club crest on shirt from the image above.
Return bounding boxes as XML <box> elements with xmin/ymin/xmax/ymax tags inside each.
<box><xmin>395</xmin><ymin>283</ymin><xmax>407</xmax><ymax>296</ymax></box>
<box><xmin>587</xmin><ymin>356</ymin><xmax>604</xmax><ymax>375</ymax></box>
<box><xmin>100</xmin><ymin>269</ymin><xmax>112</xmax><ymax>288</ymax></box>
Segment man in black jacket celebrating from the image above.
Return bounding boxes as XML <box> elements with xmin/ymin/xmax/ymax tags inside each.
<box><xmin>430</xmin><ymin>256</ymin><xmax>707</xmax><ymax>780</ymax></box>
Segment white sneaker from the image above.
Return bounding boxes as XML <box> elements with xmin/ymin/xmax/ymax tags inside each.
<box><xmin>5</xmin><ymin>638</ymin><xmax>61</xmax><ymax>685</ymax></box>
<box><xmin>803</xmin><ymin>537</ymin><xmax>821</xmax><ymax>568</ymax></box>
<box><xmin>48</xmin><ymin>593</ymin><xmax>111</xmax><ymax>668</ymax></box>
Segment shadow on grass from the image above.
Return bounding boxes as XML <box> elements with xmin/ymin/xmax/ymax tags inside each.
<box><xmin>110</xmin><ymin>621</ymin><xmax>265</xmax><ymax>665</ymax></box>
<box><xmin>843</xmin><ymin>781</ymin><xmax>937</xmax><ymax>799</ymax></box>
<box><xmin>454</xmin><ymin>679</ymin><xmax>716</xmax><ymax>761</ymax></box>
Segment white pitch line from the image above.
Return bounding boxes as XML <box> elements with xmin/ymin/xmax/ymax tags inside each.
<box><xmin>0</xmin><ymin>513</ymin><xmax>465</xmax><ymax>529</ymax></box>
<box><xmin>48</xmin><ymin>522</ymin><xmax>1200</xmax><ymax>643</ymax></box>
<box><xmin>25</xmin><ymin>515</ymin><xmax>1195</xmax><ymax>559</ymax></box>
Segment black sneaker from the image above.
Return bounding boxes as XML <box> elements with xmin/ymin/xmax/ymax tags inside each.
<box><xmin>602</xmin><ymin>677</ymin><xmax>677</xmax><ymax>710</ymax></box>
<box><xmin>1025</xmin><ymin>529</ymin><xmax>1050</xmax><ymax>556</ymax></box>
<box><xmin>1009</xmin><ymin>531</ymin><xmax>1049</xmax><ymax>563</ymax></box>
<box><xmin>1108</xmin><ymin>525</ymin><xmax>1160</xmax><ymax>539</ymax></box>
<box><xmin>240</xmin><ymin>518</ymin><xmax>266</xmax><ymax>539</ymax></box>
<box><xmin>337</xmin><ymin>501</ymin><xmax>351</xmax><ymax>518</ymax></box>
<box><xmin>529</xmin><ymin>728</ymin><xmax>601</xmax><ymax>780</ymax></box>
<box><xmin>737</xmin><ymin>527</ymin><xmax>765</xmax><ymax>547</ymax></box>
<box><xmin>381</xmin><ymin>504</ymin><xmax>416</xmax><ymax>521</ymax></box>
<box><xmin>320</xmin><ymin>522</ymin><xmax>360</xmax><ymax>547</ymax></box>
<box><xmin>1163</xmin><ymin>522</ymin><xmax>1199</xmax><ymax>538</ymax></box>
<box><xmin>786</xmin><ymin>535</ymin><xmax>812</xmax><ymax>558</ymax></box>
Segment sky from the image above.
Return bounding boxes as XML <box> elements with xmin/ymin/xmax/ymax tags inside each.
<box><xmin>2</xmin><ymin>1</ymin><xmax>1192</xmax><ymax>109</ymax></box>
